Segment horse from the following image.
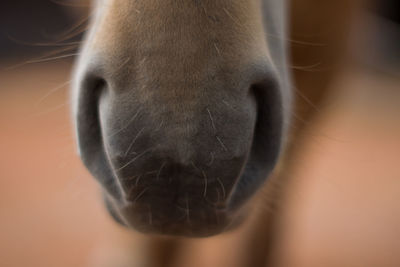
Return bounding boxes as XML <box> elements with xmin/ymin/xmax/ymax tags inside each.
<box><xmin>72</xmin><ymin>0</ymin><xmax>360</xmax><ymax>265</ymax></box>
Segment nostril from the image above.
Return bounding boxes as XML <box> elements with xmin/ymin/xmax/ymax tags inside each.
<box><xmin>76</xmin><ymin>73</ymin><xmax>107</xmax><ymax>157</ymax></box>
<box><xmin>227</xmin><ymin>76</ymin><xmax>283</xmax><ymax>210</ymax></box>
<box><xmin>74</xmin><ymin>72</ymin><xmax>123</xmax><ymax>199</ymax></box>
<box><xmin>80</xmin><ymin>70</ymin><xmax>108</xmax><ymax>100</ymax></box>
<box><xmin>251</xmin><ymin>76</ymin><xmax>282</xmax><ymax>157</ymax></box>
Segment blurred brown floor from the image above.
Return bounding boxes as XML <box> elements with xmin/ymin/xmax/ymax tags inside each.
<box><xmin>0</xmin><ymin>62</ymin><xmax>140</xmax><ymax>267</ymax></box>
<box><xmin>0</xmin><ymin>60</ymin><xmax>399</xmax><ymax>267</ymax></box>
<box><xmin>273</xmin><ymin>65</ymin><xmax>400</xmax><ymax>267</ymax></box>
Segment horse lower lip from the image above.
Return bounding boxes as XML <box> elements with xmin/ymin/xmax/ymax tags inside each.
<box><xmin>104</xmin><ymin>164</ymin><xmax>257</xmax><ymax>236</ymax></box>
<box><xmin>122</xmin><ymin>184</ymin><xmax>229</xmax><ymax>212</ymax></box>
<box><xmin>115</xmin><ymin>198</ymin><xmax>232</xmax><ymax>237</ymax></box>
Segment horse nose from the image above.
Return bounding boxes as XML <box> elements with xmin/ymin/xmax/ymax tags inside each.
<box><xmin>74</xmin><ymin>54</ymin><xmax>284</xmax><ymax>235</ymax></box>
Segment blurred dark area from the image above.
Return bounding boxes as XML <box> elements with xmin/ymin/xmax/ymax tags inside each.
<box><xmin>1</xmin><ymin>0</ymin><xmax>399</xmax><ymax>61</ymax></box>
<box><xmin>361</xmin><ymin>0</ymin><xmax>400</xmax><ymax>70</ymax></box>
<box><xmin>0</xmin><ymin>0</ymin><xmax>86</xmax><ymax>60</ymax></box>
<box><xmin>374</xmin><ymin>0</ymin><xmax>400</xmax><ymax>23</ymax></box>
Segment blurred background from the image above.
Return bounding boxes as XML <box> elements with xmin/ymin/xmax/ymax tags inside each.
<box><xmin>0</xmin><ymin>0</ymin><xmax>399</xmax><ymax>266</ymax></box>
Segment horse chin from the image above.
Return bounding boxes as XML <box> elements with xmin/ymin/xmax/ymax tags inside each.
<box><xmin>100</xmin><ymin>159</ymin><xmax>264</xmax><ymax>238</ymax></box>
<box><xmin>103</xmin><ymin>191</ymin><xmax>251</xmax><ymax>237</ymax></box>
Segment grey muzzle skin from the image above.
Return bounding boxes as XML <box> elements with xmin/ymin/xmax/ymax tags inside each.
<box><xmin>74</xmin><ymin>63</ymin><xmax>283</xmax><ymax>237</ymax></box>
